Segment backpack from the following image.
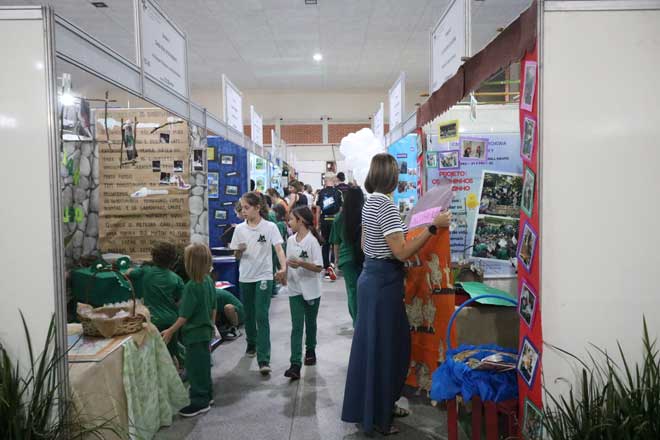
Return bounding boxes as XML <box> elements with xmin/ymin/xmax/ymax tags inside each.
<box><xmin>319</xmin><ymin>187</ymin><xmax>342</xmax><ymax>216</ymax></box>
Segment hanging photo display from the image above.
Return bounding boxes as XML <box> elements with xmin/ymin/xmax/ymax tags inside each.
<box><xmin>518</xmin><ymin>336</ymin><xmax>540</xmax><ymax>387</ymax></box>
<box><xmin>522</xmin><ymin>399</ymin><xmax>544</xmax><ymax>440</ymax></box>
<box><xmin>388</xmin><ymin>134</ymin><xmax>419</xmax><ymax>219</ymax></box>
<box><xmin>518</xmin><ymin>281</ymin><xmax>537</xmax><ymax>328</ymax></box>
<box><xmin>521</xmin><ymin>167</ymin><xmax>536</xmax><ymax>217</ymax></box>
<box><xmin>521</xmin><ymin>61</ymin><xmax>538</xmax><ymax>112</ymax></box>
<box><xmin>521</xmin><ymin>115</ymin><xmax>536</xmax><ymax>162</ymax></box>
<box><xmin>438</xmin><ymin>120</ymin><xmax>459</xmax><ymax>143</ymax></box>
<box><xmin>208</xmin><ymin>172</ymin><xmax>219</xmax><ymax>199</ymax></box>
<box><xmin>192</xmin><ymin>149</ymin><xmax>204</xmax><ymax>171</ymax></box>
<box><xmin>427</xmin><ymin>132</ymin><xmax>522</xmax><ymax>277</ymax></box>
<box><xmin>517</xmin><ymin>221</ymin><xmax>538</xmax><ymax>273</ymax></box>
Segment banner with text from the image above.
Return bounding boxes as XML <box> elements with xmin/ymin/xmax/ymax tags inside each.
<box><xmin>430</xmin><ymin>0</ymin><xmax>469</xmax><ymax>94</ymax></box>
<box><xmin>426</xmin><ymin>132</ymin><xmax>522</xmax><ymax>277</ymax></box>
<box><xmin>388</xmin><ymin>73</ymin><xmax>405</xmax><ymax>130</ymax></box>
<box><xmin>223</xmin><ymin>75</ymin><xmax>243</xmax><ymax>133</ymax></box>
<box><xmin>250</xmin><ymin>105</ymin><xmax>263</xmax><ymax>147</ymax></box>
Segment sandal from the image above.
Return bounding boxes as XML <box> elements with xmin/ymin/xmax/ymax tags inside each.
<box><xmin>392</xmin><ymin>405</ymin><xmax>410</xmax><ymax>418</ymax></box>
<box><xmin>375</xmin><ymin>424</ymin><xmax>400</xmax><ymax>436</ymax></box>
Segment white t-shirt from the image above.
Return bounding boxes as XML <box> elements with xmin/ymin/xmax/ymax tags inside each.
<box><xmin>305</xmin><ymin>191</ymin><xmax>314</xmax><ymax>209</ymax></box>
<box><xmin>230</xmin><ymin>219</ymin><xmax>284</xmax><ymax>282</ymax></box>
<box><xmin>286</xmin><ymin>232</ymin><xmax>323</xmax><ymax>300</ymax></box>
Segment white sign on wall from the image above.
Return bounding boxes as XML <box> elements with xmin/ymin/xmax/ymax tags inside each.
<box><xmin>373</xmin><ymin>102</ymin><xmax>384</xmax><ymax>143</ymax></box>
<box><xmin>223</xmin><ymin>74</ymin><xmax>243</xmax><ymax>134</ymax></box>
<box><xmin>430</xmin><ymin>0</ymin><xmax>470</xmax><ymax>94</ymax></box>
<box><xmin>250</xmin><ymin>105</ymin><xmax>263</xmax><ymax>147</ymax></box>
<box><xmin>389</xmin><ymin>72</ymin><xmax>406</xmax><ymax>130</ymax></box>
<box><xmin>137</xmin><ymin>0</ymin><xmax>188</xmax><ymax>97</ymax></box>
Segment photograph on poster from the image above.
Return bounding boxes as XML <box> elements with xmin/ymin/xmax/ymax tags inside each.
<box><xmin>159</xmin><ymin>172</ymin><xmax>171</xmax><ymax>185</ymax></box>
<box><xmin>518</xmin><ymin>337</ymin><xmax>540</xmax><ymax>387</ymax></box>
<box><xmin>398</xmin><ymin>197</ymin><xmax>414</xmax><ymax>215</ymax></box>
<box><xmin>522</xmin><ymin>399</ymin><xmax>544</xmax><ymax>440</ymax></box>
<box><xmin>221</xmin><ymin>154</ymin><xmax>234</xmax><ymax>165</ymax></box>
<box><xmin>518</xmin><ymin>221</ymin><xmax>538</xmax><ymax>272</ymax></box>
<box><xmin>426</xmin><ymin>152</ymin><xmax>438</xmax><ymax>168</ymax></box>
<box><xmin>159</xmin><ymin>133</ymin><xmax>170</xmax><ymax>143</ymax></box>
<box><xmin>478</xmin><ymin>171</ymin><xmax>522</xmax><ymax>217</ymax></box>
<box><xmin>439</xmin><ymin>120</ymin><xmax>459</xmax><ymax>143</ymax></box>
<box><xmin>173</xmin><ymin>160</ymin><xmax>183</xmax><ymax>173</ymax></box>
<box><xmin>460</xmin><ymin>138</ymin><xmax>488</xmax><ymax>161</ymax></box>
<box><xmin>193</xmin><ymin>150</ymin><xmax>204</xmax><ymax>171</ymax></box>
<box><xmin>208</xmin><ymin>172</ymin><xmax>219</xmax><ymax>198</ymax></box>
<box><xmin>256</xmin><ymin>158</ymin><xmax>265</xmax><ymax>170</ymax></box>
<box><xmin>472</xmin><ymin>215</ymin><xmax>519</xmax><ymax>261</ymax></box>
<box><xmin>207</xmin><ymin>147</ymin><xmax>215</xmax><ymax>161</ymax></box>
<box><xmin>152</xmin><ymin>160</ymin><xmax>161</xmax><ymax>172</ymax></box>
<box><xmin>521</xmin><ymin>167</ymin><xmax>536</xmax><ymax>218</ymax></box>
<box><xmin>519</xmin><ymin>281</ymin><xmax>537</xmax><ymax>328</ymax></box>
<box><xmin>398</xmin><ymin>160</ymin><xmax>408</xmax><ymax>174</ymax></box>
<box><xmin>215</xmin><ymin>209</ymin><xmax>227</xmax><ymax>220</ymax></box>
<box><xmin>521</xmin><ymin>116</ymin><xmax>536</xmax><ymax>161</ymax></box>
<box><xmin>521</xmin><ymin>61</ymin><xmax>538</xmax><ymax>112</ymax></box>
<box><xmin>439</xmin><ymin>150</ymin><xmax>460</xmax><ymax>170</ymax></box>
<box><xmin>225</xmin><ymin>184</ymin><xmax>239</xmax><ymax>196</ymax></box>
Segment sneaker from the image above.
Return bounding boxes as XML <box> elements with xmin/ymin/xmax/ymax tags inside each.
<box><xmin>324</xmin><ymin>272</ymin><xmax>331</xmax><ymax>280</ymax></box>
<box><xmin>284</xmin><ymin>363</ymin><xmax>301</xmax><ymax>380</ymax></box>
<box><xmin>246</xmin><ymin>345</ymin><xmax>256</xmax><ymax>358</ymax></box>
<box><xmin>327</xmin><ymin>266</ymin><xmax>337</xmax><ymax>281</ymax></box>
<box><xmin>304</xmin><ymin>349</ymin><xmax>317</xmax><ymax>366</ymax></box>
<box><xmin>179</xmin><ymin>404</ymin><xmax>210</xmax><ymax>418</ymax></box>
<box><xmin>259</xmin><ymin>362</ymin><xmax>272</xmax><ymax>375</ymax></box>
<box><xmin>209</xmin><ymin>399</ymin><xmax>215</xmax><ymax>406</ymax></box>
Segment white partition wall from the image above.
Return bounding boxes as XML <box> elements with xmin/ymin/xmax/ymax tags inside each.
<box><xmin>0</xmin><ymin>8</ymin><xmax>62</xmax><ymax>369</ymax></box>
<box><xmin>540</xmin><ymin>1</ymin><xmax>660</xmax><ymax>395</ymax></box>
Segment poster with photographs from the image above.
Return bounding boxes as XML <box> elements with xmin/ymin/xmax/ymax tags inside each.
<box><xmin>472</xmin><ymin>215</ymin><xmax>519</xmax><ymax>261</ymax></box>
<box><xmin>478</xmin><ymin>171</ymin><xmax>522</xmax><ymax>217</ymax></box>
<box><xmin>438</xmin><ymin>150</ymin><xmax>459</xmax><ymax>170</ymax></box>
<box><xmin>438</xmin><ymin>120</ymin><xmax>459</xmax><ymax>143</ymax></box>
<box><xmin>521</xmin><ymin>115</ymin><xmax>536</xmax><ymax>162</ymax></box>
<box><xmin>521</xmin><ymin>61</ymin><xmax>537</xmax><ymax>112</ymax></box>
<box><xmin>192</xmin><ymin>149</ymin><xmax>204</xmax><ymax>171</ymax></box>
<box><xmin>460</xmin><ymin>137</ymin><xmax>488</xmax><ymax>162</ymax></box>
<box><xmin>518</xmin><ymin>281</ymin><xmax>537</xmax><ymax>328</ymax></box>
<box><xmin>221</xmin><ymin>154</ymin><xmax>234</xmax><ymax>165</ymax></box>
<box><xmin>214</xmin><ymin>209</ymin><xmax>227</xmax><ymax>220</ymax></box>
<box><xmin>518</xmin><ymin>337</ymin><xmax>540</xmax><ymax>387</ymax></box>
<box><xmin>522</xmin><ymin>399</ymin><xmax>543</xmax><ymax>440</ymax></box>
<box><xmin>208</xmin><ymin>172</ymin><xmax>219</xmax><ymax>199</ymax></box>
<box><xmin>517</xmin><ymin>221</ymin><xmax>538</xmax><ymax>272</ymax></box>
<box><xmin>225</xmin><ymin>184</ymin><xmax>239</xmax><ymax>196</ymax></box>
<box><xmin>521</xmin><ymin>167</ymin><xmax>536</xmax><ymax>218</ymax></box>
<box><xmin>426</xmin><ymin>152</ymin><xmax>438</xmax><ymax>168</ymax></box>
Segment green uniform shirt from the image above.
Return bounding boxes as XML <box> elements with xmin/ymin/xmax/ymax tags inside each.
<box><xmin>329</xmin><ymin>212</ymin><xmax>356</xmax><ymax>268</ymax></box>
<box><xmin>128</xmin><ymin>265</ymin><xmax>184</xmax><ymax>329</ymax></box>
<box><xmin>179</xmin><ymin>276</ymin><xmax>217</xmax><ymax>344</ymax></box>
<box><xmin>216</xmin><ymin>289</ymin><xmax>245</xmax><ymax>322</ymax></box>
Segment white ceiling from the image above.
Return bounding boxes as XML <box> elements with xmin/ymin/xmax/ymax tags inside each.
<box><xmin>5</xmin><ymin>0</ymin><xmax>531</xmax><ymax>92</ymax></box>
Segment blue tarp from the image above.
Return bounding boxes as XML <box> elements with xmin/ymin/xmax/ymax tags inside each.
<box><xmin>430</xmin><ymin>344</ymin><xmax>518</xmax><ymax>403</ymax></box>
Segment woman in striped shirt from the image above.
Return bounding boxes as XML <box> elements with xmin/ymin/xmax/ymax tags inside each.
<box><xmin>341</xmin><ymin>153</ymin><xmax>451</xmax><ymax>436</ymax></box>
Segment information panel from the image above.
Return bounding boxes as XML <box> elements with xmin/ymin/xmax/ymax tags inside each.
<box><xmin>138</xmin><ymin>0</ymin><xmax>188</xmax><ymax>97</ymax></box>
<box><xmin>430</xmin><ymin>0</ymin><xmax>469</xmax><ymax>94</ymax></box>
<box><xmin>251</xmin><ymin>105</ymin><xmax>263</xmax><ymax>147</ymax></box>
<box><xmin>389</xmin><ymin>73</ymin><xmax>405</xmax><ymax>130</ymax></box>
<box><xmin>223</xmin><ymin>75</ymin><xmax>243</xmax><ymax>134</ymax></box>
<box><xmin>373</xmin><ymin>102</ymin><xmax>384</xmax><ymax>144</ymax></box>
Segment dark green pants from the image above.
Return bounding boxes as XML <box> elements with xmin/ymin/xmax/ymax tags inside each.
<box><xmin>156</xmin><ymin>322</ymin><xmax>183</xmax><ymax>367</ymax></box>
<box><xmin>240</xmin><ymin>280</ymin><xmax>273</xmax><ymax>364</ymax></box>
<box><xmin>340</xmin><ymin>262</ymin><xmax>361</xmax><ymax>325</ymax></box>
<box><xmin>185</xmin><ymin>341</ymin><xmax>212</xmax><ymax>407</ymax></box>
<box><xmin>289</xmin><ymin>295</ymin><xmax>320</xmax><ymax>365</ymax></box>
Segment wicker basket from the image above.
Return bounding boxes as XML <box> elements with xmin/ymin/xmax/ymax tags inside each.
<box><xmin>78</xmin><ymin>268</ymin><xmax>146</xmax><ymax>338</ymax></box>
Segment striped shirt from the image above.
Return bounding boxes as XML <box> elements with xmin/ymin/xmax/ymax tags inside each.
<box><xmin>362</xmin><ymin>192</ymin><xmax>406</xmax><ymax>259</ymax></box>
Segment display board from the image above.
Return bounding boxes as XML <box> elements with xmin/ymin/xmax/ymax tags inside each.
<box><xmin>427</xmin><ymin>131</ymin><xmax>522</xmax><ymax>277</ymax></box>
<box><xmin>430</xmin><ymin>0</ymin><xmax>470</xmax><ymax>94</ymax></box>
<box><xmin>388</xmin><ymin>72</ymin><xmax>405</xmax><ymax>130</ymax></box>
<box><xmin>388</xmin><ymin>134</ymin><xmax>419</xmax><ymax>220</ymax></box>
<box><xmin>249</xmin><ymin>153</ymin><xmax>269</xmax><ymax>192</ymax></box>
<box><xmin>223</xmin><ymin>74</ymin><xmax>243</xmax><ymax>134</ymax></box>
<box><xmin>373</xmin><ymin>102</ymin><xmax>384</xmax><ymax>143</ymax></box>
<box><xmin>250</xmin><ymin>105</ymin><xmax>263</xmax><ymax>147</ymax></box>
<box><xmin>96</xmin><ymin>108</ymin><xmax>190</xmax><ymax>260</ymax></box>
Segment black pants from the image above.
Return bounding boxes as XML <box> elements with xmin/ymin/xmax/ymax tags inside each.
<box><xmin>320</xmin><ymin>217</ymin><xmax>334</xmax><ymax>269</ymax></box>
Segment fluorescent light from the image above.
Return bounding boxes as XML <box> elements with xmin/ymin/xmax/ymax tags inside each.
<box><xmin>60</xmin><ymin>93</ymin><xmax>76</xmax><ymax>107</ymax></box>
<box><xmin>313</xmin><ymin>53</ymin><xmax>323</xmax><ymax>62</ymax></box>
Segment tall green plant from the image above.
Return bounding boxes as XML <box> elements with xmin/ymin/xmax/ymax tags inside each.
<box><xmin>543</xmin><ymin>319</ymin><xmax>660</xmax><ymax>439</ymax></box>
<box><xmin>0</xmin><ymin>312</ymin><xmax>123</xmax><ymax>439</ymax></box>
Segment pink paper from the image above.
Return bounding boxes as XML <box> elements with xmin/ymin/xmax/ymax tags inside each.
<box><xmin>409</xmin><ymin>207</ymin><xmax>442</xmax><ymax>230</ymax></box>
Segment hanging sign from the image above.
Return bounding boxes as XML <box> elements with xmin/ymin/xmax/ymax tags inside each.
<box><xmin>389</xmin><ymin>72</ymin><xmax>406</xmax><ymax>130</ymax></box>
<box><xmin>223</xmin><ymin>74</ymin><xmax>243</xmax><ymax>133</ymax></box>
<box><xmin>250</xmin><ymin>105</ymin><xmax>263</xmax><ymax>147</ymax></box>
<box><xmin>136</xmin><ymin>0</ymin><xmax>188</xmax><ymax>97</ymax></box>
<box><xmin>430</xmin><ymin>0</ymin><xmax>470</xmax><ymax>94</ymax></box>
<box><xmin>373</xmin><ymin>102</ymin><xmax>384</xmax><ymax>144</ymax></box>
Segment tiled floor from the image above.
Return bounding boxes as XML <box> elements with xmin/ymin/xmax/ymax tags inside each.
<box><xmin>155</xmin><ymin>278</ymin><xmax>448</xmax><ymax>439</ymax></box>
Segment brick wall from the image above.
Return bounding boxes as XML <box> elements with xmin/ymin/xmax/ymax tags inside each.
<box><xmin>242</xmin><ymin>123</ymin><xmax>388</xmax><ymax>145</ymax></box>
<box><xmin>243</xmin><ymin>124</ymin><xmax>276</xmax><ymax>145</ymax></box>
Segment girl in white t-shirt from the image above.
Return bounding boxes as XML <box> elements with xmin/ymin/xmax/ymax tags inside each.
<box><xmin>283</xmin><ymin>206</ymin><xmax>323</xmax><ymax>380</ymax></box>
<box><xmin>230</xmin><ymin>192</ymin><xmax>287</xmax><ymax>376</ymax></box>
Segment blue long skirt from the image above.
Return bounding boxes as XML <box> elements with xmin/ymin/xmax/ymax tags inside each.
<box><xmin>341</xmin><ymin>258</ymin><xmax>411</xmax><ymax>433</ymax></box>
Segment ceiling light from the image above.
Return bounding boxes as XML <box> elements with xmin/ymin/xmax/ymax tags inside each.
<box><xmin>60</xmin><ymin>93</ymin><xmax>76</xmax><ymax>107</ymax></box>
<box><xmin>91</xmin><ymin>2</ymin><xmax>108</xmax><ymax>7</ymax></box>
<box><xmin>313</xmin><ymin>53</ymin><xmax>323</xmax><ymax>62</ymax></box>
<box><xmin>305</xmin><ymin>0</ymin><xmax>318</xmax><ymax>5</ymax></box>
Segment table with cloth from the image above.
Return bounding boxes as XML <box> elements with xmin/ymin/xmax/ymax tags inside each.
<box><xmin>69</xmin><ymin>323</ymin><xmax>189</xmax><ymax>440</ymax></box>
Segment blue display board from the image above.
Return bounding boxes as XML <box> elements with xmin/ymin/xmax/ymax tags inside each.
<box><xmin>208</xmin><ymin>136</ymin><xmax>248</xmax><ymax>248</ymax></box>
<box><xmin>388</xmin><ymin>134</ymin><xmax>419</xmax><ymax>219</ymax></box>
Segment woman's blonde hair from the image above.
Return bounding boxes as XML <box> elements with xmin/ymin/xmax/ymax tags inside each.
<box><xmin>364</xmin><ymin>153</ymin><xmax>399</xmax><ymax>194</ymax></box>
<box><xmin>184</xmin><ymin>242</ymin><xmax>212</xmax><ymax>283</ymax></box>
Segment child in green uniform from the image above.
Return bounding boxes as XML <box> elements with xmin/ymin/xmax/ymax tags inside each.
<box><xmin>284</xmin><ymin>206</ymin><xmax>324</xmax><ymax>380</ymax></box>
<box><xmin>271</xmin><ymin>203</ymin><xmax>289</xmax><ymax>297</ymax></box>
<box><xmin>161</xmin><ymin>243</ymin><xmax>217</xmax><ymax>418</ymax></box>
<box><xmin>127</xmin><ymin>242</ymin><xmax>184</xmax><ymax>363</ymax></box>
<box><xmin>230</xmin><ymin>192</ymin><xmax>287</xmax><ymax>375</ymax></box>
<box><xmin>215</xmin><ymin>288</ymin><xmax>245</xmax><ymax>337</ymax></box>
<box><xmin>329</xmin><ymin>187</ymin><xmax>365</xmax><ymax>325</ymax></box>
